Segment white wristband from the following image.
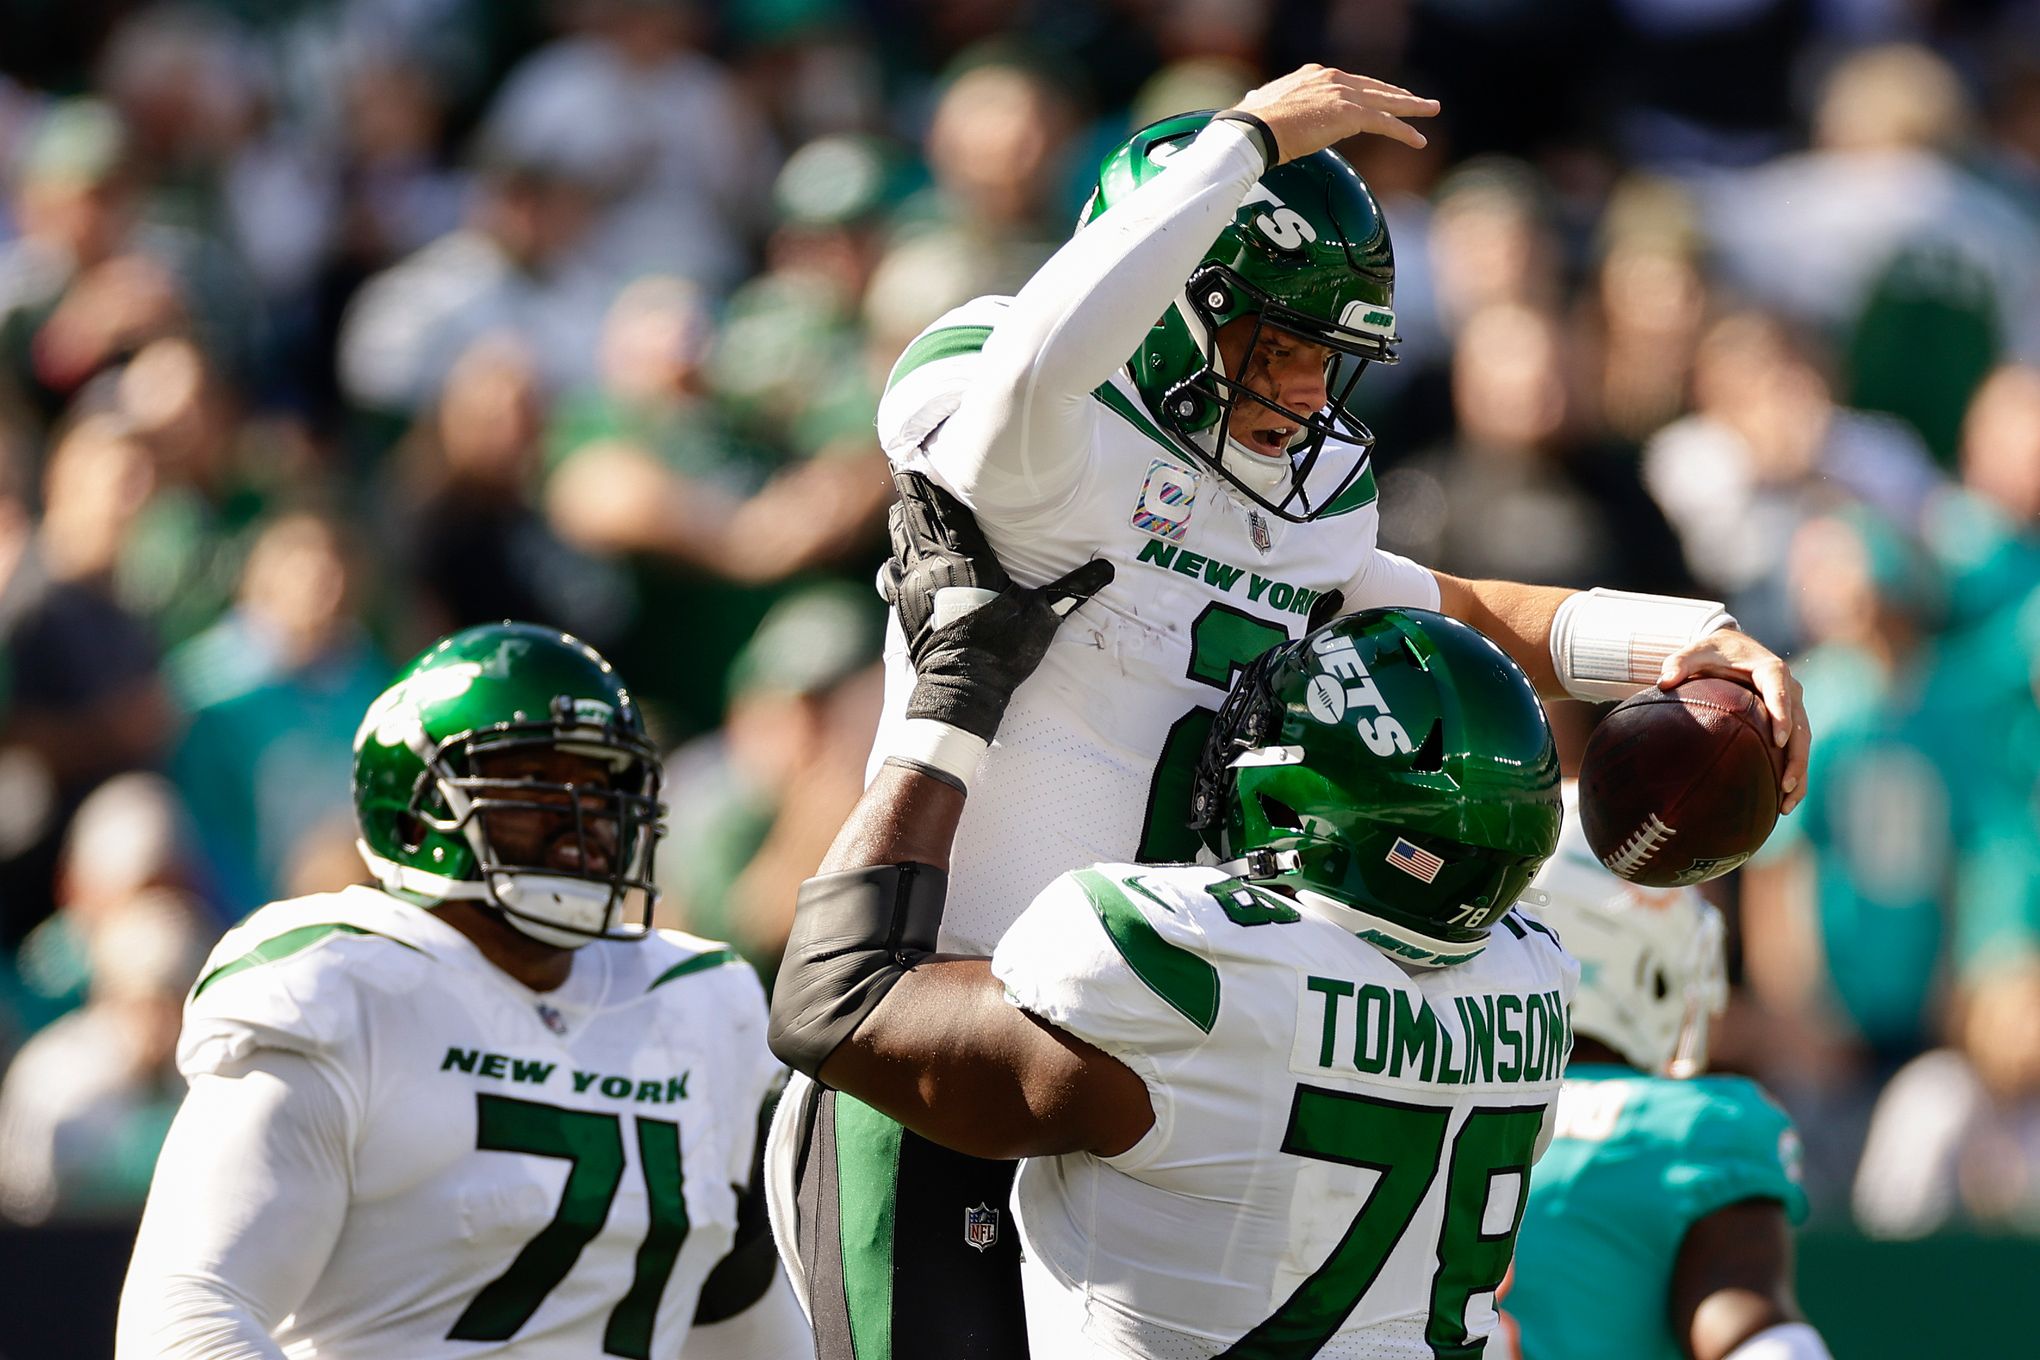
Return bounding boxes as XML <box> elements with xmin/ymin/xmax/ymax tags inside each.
<box><xmin>886</xmin><ymin>718</ymin><xmax>989</xmax><ymax>791</ymax></box>
<box><xmin>1723</xmin><ymin>1322</ymin><xmax>1833</xmax><ymax>1360</ymax></box>
<box><xmin>1548</xmin><ymin>587</ymin><xmax>1737</xmax><ymax>703</ymax></box>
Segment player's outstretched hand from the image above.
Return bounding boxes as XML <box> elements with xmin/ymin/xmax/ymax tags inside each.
<box><xmin>1227</xmin><ymin>64</ymin><xmax>1439</xmax><ymax>160</ymax></box>
<box><xmin>882</xmin><ymin>472</ymin><xmax>1112</xmax><ymax>740</ymax></box>
<box><xmin>1659</xmin><ymin>629</ymin><xmax>1812</xmax><ymax>815</ymax></box>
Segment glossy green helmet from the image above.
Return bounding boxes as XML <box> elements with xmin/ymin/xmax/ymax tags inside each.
<box><xmin>1083</xmin><ymin>110</ymin><xmax>1399</xmax><ymax>523</ymax></box>
<box><xmin>352</xmin><ymin>623</ymin><xmax>664</xmax><ymax>948</ymax></box>
<box><xmin>1190</xmin><ymin>609</ymin><xmax>1561</xmax><ymax>966</ymax></box>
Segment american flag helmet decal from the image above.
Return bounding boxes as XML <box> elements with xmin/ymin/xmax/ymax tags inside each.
<box><xmin>1387</xmin><ymin>837</ymin><xmax>1445</xmax><ymax>883</ymax></box>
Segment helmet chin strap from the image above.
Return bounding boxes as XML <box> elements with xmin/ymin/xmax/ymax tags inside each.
<box><xmin>488</xmin><ymin>873</ymin><xmax>618</xmax><ymax>950</ymax></box>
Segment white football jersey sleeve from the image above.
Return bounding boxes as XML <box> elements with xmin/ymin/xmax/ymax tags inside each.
<box><xmin>992</xmin><ymin>864</ymin><xmax>1576</xmax><ymax>1359</ymax></box>
<box><xmin>120</xmin><ymin>886</ymin><xmax>789</xmax><ymax>1360</ymax></box>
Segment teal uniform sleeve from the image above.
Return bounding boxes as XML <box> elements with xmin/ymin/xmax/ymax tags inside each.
<box><xmin>1660</xmin><ymin>1076</ymin><xmax>1810</xmax><ymax>1228</ymax></box>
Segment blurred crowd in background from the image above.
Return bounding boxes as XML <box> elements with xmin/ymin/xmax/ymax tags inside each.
<box><xmin>1</xmin><ymin>0</ymin><xmax>2039</xmax><ymax>1244</ymax></box>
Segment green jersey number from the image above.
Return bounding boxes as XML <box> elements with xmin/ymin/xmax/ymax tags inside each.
<box><xmin>1138</xmin><ymin>602</ymin><xmax>1291</xmax><ymax>862</ymax></box>
<box><xmin>1220</xmin><ymin>1086</ymin><xmax>1543</xmax><ymax>1359</ymax></box>
<box><xmin>447</xmin><ymin>1095</ymin><xmax>691</xmax><ymax>1359</ymax></box>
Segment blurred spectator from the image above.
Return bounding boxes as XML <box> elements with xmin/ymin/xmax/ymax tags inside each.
<box><xmin>0</xmin><ymin>889</ymin><xmax>209</xmax><ymax>1224</ymax></box>
<box><xmin>710</xmin><ymin>134</ymin><xmax>901</xmax><ymax>456</ymax></box>
<box><xmin>1377</xmin><ymin>302</ymin><xmax>1688</xmax><ymax>592</ymax></box>
<box><xmin>1423</xmin><ymin>158</ymin><xmax>1565</xmax><ymax>340</ymax></box>
<box><xmin>884</xmin><ymin>54</ymin><xmax>1081</xmax><ymax>295</ymax></box>
<box><xmin>479</xmin><ymin>0</ymin><xmax>772</xmax><ymax>291</ymax></box>
<box><xmin>99</xmin><ymin>336</ymin><xmax>277</xmax><ymax>647</ymax></box>
<box><xmin>1583</xmin><ymin>175</ymin><xmax>1712</xmax><ymax>443</ymax></box>
<box><xmin>336</xmin><ymin>136</ymin><xmax>614</xmax><ymax>421</ymax></box>
<box><xmin>1703</xmin><ymin>43</ymin><xmax>2040</xmax><ymax>386</ymax></box>
<box><xmin>10</xmin><ymin>773</ymin><xmax>203</xmax><ymax>1040</ymax></box>
<box><xmin>1855</xmin><ymin>956</ymin><xmax>2040</xmax><ymax>1237</ymax></box>
<box><xmin>1607</xmin><ymin>0</ymin><xmax>1811</xmax><ymax>168</ymax></box>
<box><xmin>1643</xmin><ymin>310</ymin><xmax>1942</xmax><ymax>647</ymax></box>
<box><xmin>0</xmin><ymin>415</ymin><xmax>174</xmax><ymax>945</ymax></box>
<box><xmin>657</xmin><ymin>581</ymin><xmax>883</xmax><ymax>978</ymax></box>
<box><xmin>167</xmin><ymin>509</ymin><xmax>387</xmax><ymax>917</ymax></box>
<box><xmin>726</xmin><ymin>0</ymin><xmax>886</xmax><ymax>145</ymax></box>
<box><xmin>545</xmin><ymin>278</ymin><xmax>888</xmax><ymax>736</ymax></box>
<box><xmin>1922</xmin><ymin>364</ymin><xmax>2040</xmax><ymax>639</ymax></box>
<box><xmin>394</xmin><ymin>334</ymin><xmax>629</xmax><ymax>649</ymax></box>
<box><xmin>0</xmin><ymin>96</ymin><xmax>265</xmax><ymax>433</ymax></box>
<box><xmin>1741</xmin><ymin>510</ymin><xmax>1962</xmax><ymax>1207</ymax></box>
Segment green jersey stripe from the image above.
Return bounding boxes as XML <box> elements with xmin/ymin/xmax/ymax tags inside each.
<box><xmin>834</xmin><ymin>1093</ymin><xmax>904</xmax><ymax>1359</ymax></box>
<box><xmin>1317</xmin><ymin>464</ymin><xmax>1378</xmax><ymax>518</ymax></box>
<box><xmin>1091</xmin><ymin>381</ymin><xmax>1187</xmax><ymax>461</ymax></box>
<box><xmin>192</xmin><ymin>923</ymin><xmax>420</xmax><ymax>998</ymax></box>
<box><xmin>885</xmin><ymin>325</ymin><xmax>993</xmax><ymax>392</ymax></box>
<box><xmin>1073</xmin><ymin>868</ymin><xmax>1220</xmax><ymax>1033</ymax></box>
<box><xmin>647</xmin><ymin>948</ymin><xmax>741</xmax><ymax>992</ymax></box>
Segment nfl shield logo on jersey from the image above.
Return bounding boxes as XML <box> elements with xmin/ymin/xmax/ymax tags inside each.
<box><xmin>1248</xmin><ymin>508</ymin><xmax>1273</xmax><ymax>556</ymax></box>
<box><xmin>962</xmin><ymin>1202</ymin><xmax>1000</xmax><ymax>1252</ymax></box>
<box><xmin>1130</xmin><ymin>457</ymin><xmax>1198</xmax><ymax>541</ymax></box>
<box><xmin>536</xmin><ymin>1003</ymin><xmax>569</xmax><ymax>1036</ymax></box>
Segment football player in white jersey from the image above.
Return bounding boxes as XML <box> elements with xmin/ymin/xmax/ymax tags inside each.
<box><xmin>116</xmin><ymin>624</ymin><xmax>809</xmax><ymax>1359</ymax></box>
<box><xmin>777</xmin><ymin>62</ymin><xmax>1810</xmax><ymax>1360</ymax></box>
<box><xmin>767</xmin><ymin>529</ymin><xmax>1578</xmax><ymax>1359</ymax></box>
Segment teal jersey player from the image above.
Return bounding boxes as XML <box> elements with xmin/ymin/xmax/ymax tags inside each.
<box><xmin>1504</xmin><ymin>789</ymin><xmax>1829</xmax><ymax>1360</ymax></box>
<box><xmin>1510</xmin><ymin>1067</ymin><xmax>1808</xmax><ymax>1360</ymax></box>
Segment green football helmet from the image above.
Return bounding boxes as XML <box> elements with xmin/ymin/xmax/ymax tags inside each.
<box><xmin>1083</xmin><ymin>110</ymin><xmax>1399</xmax><ymax>523</ymax></box>
<box><xmin>352</xmin><ymin>623</ymin><xmax>664</xmax><ymax>948</ymax></box>
<box><xmin>1191</xmin><ymin>608</ymin><xmax>1561</xmax><ymax>966</ymax></box>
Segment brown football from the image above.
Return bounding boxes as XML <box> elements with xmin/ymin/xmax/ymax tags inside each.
<box><xmin>1577</xmin><ymin>677</ymin><xmax>1786</xmax><ymax>887</ymax></box>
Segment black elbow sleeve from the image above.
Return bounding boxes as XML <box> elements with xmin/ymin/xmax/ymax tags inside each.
<box><xmin>766</xmin><ymin>862</ymin><xmax>948</xmax><ymax>1079</ymax></box>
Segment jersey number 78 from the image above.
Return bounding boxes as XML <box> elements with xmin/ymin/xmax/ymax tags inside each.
<box><xmin>1222</xmin><ymin>1087</ymin><xmax>1544</xmax><ymax>1359</ymax></box>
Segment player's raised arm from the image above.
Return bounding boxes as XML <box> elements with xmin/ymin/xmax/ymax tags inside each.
<box><xmin>943</xmin><ymin>66</ymin><xmax>1436</xmax><ymax>515</ymax></box>
<box><xmin>766</xmin><ymin>481</ymin><xmax>1148</xmax><ymax>1158</ymax></box>
<box><xmin>1426</xmin><ymin>572</ymin><xmax>1811</xmax><ymax>814</ymax></box>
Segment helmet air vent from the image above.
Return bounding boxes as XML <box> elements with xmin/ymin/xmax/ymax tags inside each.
<box><xmin>1258</xmin><ymin>793</ymin><xmax>1303</xmax><ymax>831</ymax></box>
<box><xmin>1410</xmin><ymin>719</ymin><xmax>1445</xmax><ymax>774</ymax></box>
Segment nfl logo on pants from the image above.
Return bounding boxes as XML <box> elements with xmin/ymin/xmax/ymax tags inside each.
<box><xmin>963</xmin><ymin>1202</ymin><xmax>1000</xmax><ymax>1252</ymax></box>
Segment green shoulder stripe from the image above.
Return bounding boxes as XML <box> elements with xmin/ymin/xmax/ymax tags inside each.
<box><xmin>192</xmin><ymin>923</ymin><xmax>421</xmax><ymax>998</ymax></box>
<box><xmin>648</xmin><ymin>948</ymin><xmax>742</xmax><ymax>992</ymax></box>
<box><xmin>1072</xmin><ymin>868</ymin><xmax>1219</xmax><ymax>1033</ymax></box>
<box><xmin>1317</xmin><ymin>464</ymin><xmax>1378</xmax><ymax>518</ymax></box>
<box><xmin>885</xmin><ymin>325</ymin><xmax>992</xmax><ymax>392</ymax></box>
<box><xmin>1091</xmin><ymin>381</ymin><xmax>1186</xmax><ymax>460</ymax></box>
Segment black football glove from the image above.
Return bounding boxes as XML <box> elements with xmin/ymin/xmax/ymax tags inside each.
<box><xmin>880</xmin><ymin>472</ymin><xmax>1113</xmax><ymax>740</ymax></box>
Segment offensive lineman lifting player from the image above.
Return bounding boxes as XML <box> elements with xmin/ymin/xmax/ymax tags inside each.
<box><xmin>767</xmin><ymin>62</ymin><xmax>1812</xmax><ymax>1359</ymax></box>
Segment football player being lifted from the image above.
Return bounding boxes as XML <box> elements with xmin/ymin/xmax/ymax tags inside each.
<box><xmin>1501</xmin><ymin>786</ymin><xmax>1832</xmax><ymax>1360</ymax></box>
<box><xmin>769</xmin><ymin>512</ymin><xmax>1579</xmax><ymax>1359</ymax></box>
<box><xmin>771</xmin><ymin>62</ymin><xmax>1811</xmax><ymax>1360</ymax></box>
<box><xmin>118</xmin><ymin>625</ymin><xmax>810</xmax><ymax>1359</ymax></box>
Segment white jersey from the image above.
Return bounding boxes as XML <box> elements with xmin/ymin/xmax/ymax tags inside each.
<box><xmin>992</xmin><ymin>863</ymin><xmax>1577</xmax><ymax>1359</ymax></box>
<box><xmin>869</xmin><ymin>120</ymin><xmax>1441</xmax><ymax>953</ymax></box>
<box><xmin>121</xmin><ymin>886</ymin><xmax>783</xmax><ymax>1359</ymax></box>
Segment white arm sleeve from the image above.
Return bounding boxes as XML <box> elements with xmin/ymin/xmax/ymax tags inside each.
<box><xmin>116</xmin><ymin>1051</ymin><xmax>354</xmax><ymax>1360</ymax></box>
<box><xmin>1723</xmin><ymin>1322</ymin><xmax>1833</xmax><ymax>1360</ymax></box>
<box><xmin>679</xmin><ymin>1270</ymin><xmax>811</xmax><ymax>1359</ymax></box>
<box><xmin>941</xmin><ymin>122</ymin><xmax>1266</xmax><ymax>515</ymax></box>
<box><xmin>1341</xmin><ymin>548</ymin><xmax>1443</xmax><ymax>611</ymax></box>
